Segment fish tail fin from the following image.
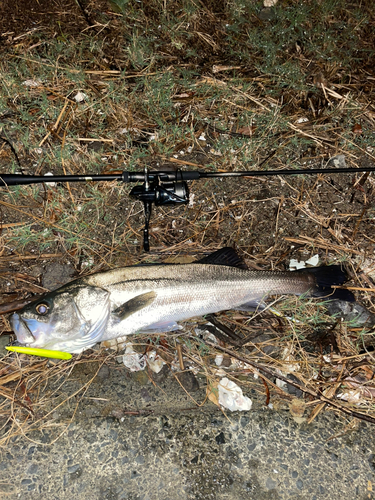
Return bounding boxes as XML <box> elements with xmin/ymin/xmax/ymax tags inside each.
<box><xmin>299</xmin><ymin>265</ymin><xmax>355</xmax><ymax>302</ymax></box>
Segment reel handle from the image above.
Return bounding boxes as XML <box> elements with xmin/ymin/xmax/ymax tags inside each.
<box><xmin>129</xmin><ymin>169</ymin><xmax>189</xmax><ymax>251</ymax></box>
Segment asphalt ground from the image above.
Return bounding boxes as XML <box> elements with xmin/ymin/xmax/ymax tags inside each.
<box><xmin>0</xmin><ymin>358</ymin><xmax>374</xmax><ymax>500</ymax></box>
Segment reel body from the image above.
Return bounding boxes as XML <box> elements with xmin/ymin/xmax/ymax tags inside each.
<box><xmin>129</xmin><ymin>169</ymin><xmax>189</xmax><ymax>251</ymax></box>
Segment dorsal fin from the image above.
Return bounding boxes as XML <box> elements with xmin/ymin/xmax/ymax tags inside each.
<box><xmin>195</xmin><ymin>247</ymin><xmax>248</xmax><ymax>270</ymax></box>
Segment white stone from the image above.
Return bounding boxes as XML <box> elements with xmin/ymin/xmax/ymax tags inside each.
<box><xmin>218</xmin><ymin>377</ymin><xmax>252</xmax><ymax>412</ymax></box>
<box><xmin>74</xmin><ymin>91</ymin><xmax>88</xmax><ymax>103</ymax></box>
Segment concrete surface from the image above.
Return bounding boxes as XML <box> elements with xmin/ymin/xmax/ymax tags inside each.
<box><xmin>0</xmin><ymin>359</ymin><xmax>375</xmax><ymax>500</ymax></box>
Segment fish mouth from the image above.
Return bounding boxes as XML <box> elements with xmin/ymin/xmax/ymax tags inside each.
<box><xmin>10</xmin><ymin>313</ymin><xmax>36</xmax><ymax>345</ymax></box>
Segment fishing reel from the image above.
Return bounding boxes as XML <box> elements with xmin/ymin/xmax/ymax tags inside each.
<box><xmin>129</xmin><ymin>168</ymin><xmax>189</xmax><ymax>251</ymax></box>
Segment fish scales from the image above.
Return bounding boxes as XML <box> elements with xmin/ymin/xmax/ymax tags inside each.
<box><xmin>87</xmin><ymin>264</ymin><xmax>313</xmax><ymax>308</ymax></box>
<box><xmin>84</xmin><ymin>264</ymin><xmax>315</xmax><ymax>341</ymax></box>
<box><xmin>10</xmin><ymin>248</ymin><xmax>354</xmax><ymax>353</ymax></box>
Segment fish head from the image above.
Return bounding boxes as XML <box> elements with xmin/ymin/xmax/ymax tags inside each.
<box><xmin>11</xmin><ymin>284</ymin><xmax>111</xmax><ymax>353</ymax></box>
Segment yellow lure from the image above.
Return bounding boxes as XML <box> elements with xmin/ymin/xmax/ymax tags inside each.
<box><xmin>5</xmin><ymin>346</ymin><xmax>72</xmax><ymax>360</ymax></box>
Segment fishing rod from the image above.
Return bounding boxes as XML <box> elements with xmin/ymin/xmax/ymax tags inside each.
<box><xmin>1</xmin><ymin>164</ymin><xmax>374</xmax><ymax>251</ymax></box>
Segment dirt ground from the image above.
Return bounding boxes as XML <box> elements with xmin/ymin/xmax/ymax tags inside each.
<box><xmin>1</xmin><ymin>4</ymin><xmax>375</xmax><ymax>495</ymax></box>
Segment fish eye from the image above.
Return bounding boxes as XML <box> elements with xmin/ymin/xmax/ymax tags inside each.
<box><xmin>35</xmin><ymin>303</ymin><xmax>49</xmax><ymax>315</ymax></box>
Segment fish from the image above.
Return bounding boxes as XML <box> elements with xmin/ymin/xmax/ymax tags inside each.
<box><xmin>10</xmin><ymin>248</ymin><xmax>354</xmax><ymax>354</ymax></box>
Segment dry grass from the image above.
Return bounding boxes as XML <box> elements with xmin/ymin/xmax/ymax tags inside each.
<box><xmin>1</xmin><ymin>0</ymin><xmax>375</xmax><ymax>443</ymax></box>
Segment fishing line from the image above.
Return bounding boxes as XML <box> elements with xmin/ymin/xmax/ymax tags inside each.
<box><xmin>0</xmin><ymin>136</ymin><xmax>22</xmax><ymax>172</ymax></box>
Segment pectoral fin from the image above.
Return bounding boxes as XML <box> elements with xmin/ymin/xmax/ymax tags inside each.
<box><xmin>113</xmin><ymin>291</ymin><xmax>157</xmax><ymax>320</ymax></box>
<box><xmin>138</xmin><ymin>320</ymin><xmax>182</xmax><ymax>333</ymax></box>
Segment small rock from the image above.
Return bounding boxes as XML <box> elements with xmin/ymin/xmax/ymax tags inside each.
<box><xmin>289</xmin><ymin>398</ymin><xmax>306</xmax><ymax>418</ymax></box>
<box><xmin>96</xmin><ymin>364</ymin><xmax>110</xmax><ymax>381</ymax></box>
<box><xmin>258</xmin><ymin>7</ymin><xmax>277</xmax><ymax>21</ymax></box>
<box><xmin>265</xmin><ymin>477</ymin><xmax>277</xmax><ymax>490</ymax></box>
<box><xmin>150</xmin><ymin>363</ymin><xmax>169</xmax><ymax>384</ymax></box>
<box><xmin>175</xmin><ymin>371</ymin><xmax>200</xmax><ymax>392</ymax></box>
<box><xmin>0</xmin><ymin>336</ymin><xmax>11</xmax><ymax>358</ymax></box>
<box><xmin>286</xmin><ymin>374</ymin><xmax>304</xmax><ymax>397</ymax></box>
<box><xmin>131</xmin><ymin>370</ymin><xmax>149</xmax><ymax>386</ymax></box>
<box><xmin>325</xmin><ymin>300</ymin><xmax>375</xmax><ymax>328</ymax></box>
<box><xmin>328</xmin><ymin>154</ymin><xmax>346</xmax><ymax>168</ymax></box>
<box><xmin>140</xmin><ymin>388</ymin><xmax>152</xmax><ymax>402</ymax></box>
<box><xmin>250</xmin><ymin>334</ymin><xmax>279</xmax><ymax>356</ymax></box>
<box><xmin>87</xmin><ymin>141</ymin><xmax>103</xmax><ymax>152</ymax></box>
<box><xmin>74</xmin><ymin>91</ymin><xmax>88</xmax><ymax>103</ymax></box>
<box><xmin>296</xmin><ymin>479</ymin><xmax>304</xmax><ymax>490</ymax></box>
<box><xmin>215</xmin><ymin>432</ymin><xmax>226</xmax><ymax>445</ymax></box>
<box><xmin>42</xmin><ymin>263</ymin><xmax>75</xmax><ymax>290</ymax></box>
<box><xmin>67</xmin><ymin>464</ymin><xmax>81</xmax><ymax>474</ymax></box>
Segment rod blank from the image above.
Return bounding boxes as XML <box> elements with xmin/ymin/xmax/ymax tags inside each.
<box><xmin>1</xmin><ymin>165</ymin><xmax>375</xmax><ymax>187</ymax></box>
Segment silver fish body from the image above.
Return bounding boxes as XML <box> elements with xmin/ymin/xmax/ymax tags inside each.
<box><xmin>10</xmin><ymin>249</ymin><xmax>353</xmax><ymax>353</ymax></box>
